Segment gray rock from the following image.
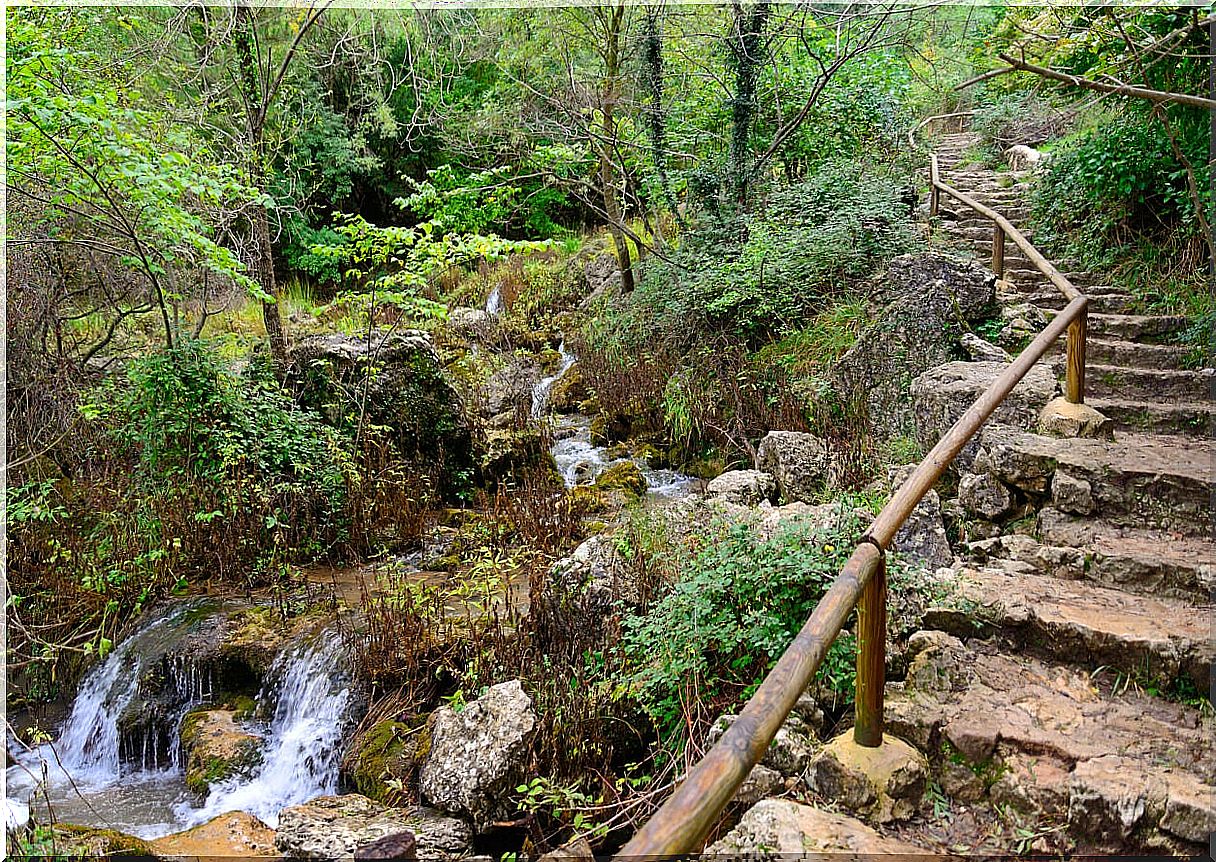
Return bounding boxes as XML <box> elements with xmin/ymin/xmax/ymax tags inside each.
<box><xmin>419</xmin><ymin>680</ymin><xmax>536</xmax><ymax>829</ymax></box>
<box><xmin>960</xmin><ymin>332</ymin><xmax>1012</xmax><ymax>363</ymax></box>
<box><xmin>734</xmin><ymin>764</ymin><xmax>783</xmax><ymax>806</ymax></box>
<box><xmin>911</xmin><ymin>361</ymin><xmax>1056</xmax><ymax>473</ymax></box>
<box><xmin>705</xmin><ymin>470</ymin><xmax>777</xmax><ymax>506</ymax></box>
<box><xmin>704</xmin><ymin>799</ymin><xmax>933</xmax><ymax>856</ymax></box>
<box><xmin>999</xmin><ymin>303</ymin><xmax>1049</xmax><ymax>348</ymax></box>
<box><xmin>446</xmin><ymin>307</ymin><xmax>493</xmax><ymax>338</ymax></box>
<box><xmin>275</xmin><ymin>795</ymin><xmax>472</xmax><ymax>861</ymax></box>
<box><xmin>889</xmin><ymin>465</ymin><xmax>952</xmax><ymax>570</ymax></box>
<box><xmin>708</xmin><ymin>713</ymin><xmax>817</xmax><ymax>777</ymax></box>
<box><xmin>833</xmin><ymin>253</ymin><xmax>996</xmax><ymax>440</ymax></box>
<box><xmin>1052</xmin><ymin>471</ymin><xmax>1094</xmax><ymax>515</ymax></box>
<box><xmin>755</xmin><ymin>431</ymin><xmax>830</xmax><ymax>503</ymax></box>
<box><xmin>479</xmin><ymin>359</ymin><xmax>540</xmax><ymax>419</ymax></box>
<box><xmin>957</xmin><ymin>472</ymin><xmax>1014</xmax><ymax>521</ymax></box>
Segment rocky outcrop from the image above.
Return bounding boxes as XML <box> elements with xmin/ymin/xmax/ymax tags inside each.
<box><xmin>704</xmin><ymin>470</ymin><xmax>776</xmax><ymax>506</ymax></box>
<box><xmin>288</xmin><ymin>330</ymin><xmax>475</xmax><ymax>491</ymax></box>
<box><xmin>833</xmin><ymin>252</ymin><xmax>996</xmax><ymax>439</ymax></box>
<box><xmin>705</xmin><ymin>799</ymin><xmax>933</xmax><ymax>856</ymax></box>
<box><xmin>275</xmin><ymin>794</ymin><xmax>473</xmax><ymax>861</ymax></box>
<box><xmin>806</xmin><ymin>733</ymin><xmax>928</xmax><ymax>823</ymax></box>
<box><xmin>479</xmin><ymin>357</ymin><xmax>541</xmax><ymax>421</ymax></box>
<box><xmin>180</xmin><ymin>708</ymin><xmax>262</xmax><ymax>796</ymax></box>
<box><xmin>418</xmin><ymin>680</ymin><xmax>536</xmax><ymax>829</ymax></box>
<box><xmin>755</xmin><ymin>431</ymin><xmax>830</xmax><ymax>503</ymax></box>
<box><xmin>910</xmin><ymin>360</ymin><xmax>1055</xmax><ymax>473</ymax></box>
<box><xmin>593</xmin><ymin>461</ymin><xmax>646</xmax><ymax>497</ymax></box>
<box><xmin>150</xmin><ymin>811</ymin><xmax>277</xmax><ymax>858</ymax></box>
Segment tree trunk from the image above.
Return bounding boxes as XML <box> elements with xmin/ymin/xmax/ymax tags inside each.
<box><xmin>600</xmin><ymin>3</ymin><xmax>635</xmax><ymax>293</ymax></box>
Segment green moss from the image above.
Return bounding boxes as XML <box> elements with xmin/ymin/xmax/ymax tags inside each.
<box><xmin>594</xmin><ymin>462</ymin><xmax>646</xmax><ymax>497</ymax></box>
<box><xmin>347</xmin><ymin>717</ymin><xmax>433</xmax><ymax>804</ymax></box>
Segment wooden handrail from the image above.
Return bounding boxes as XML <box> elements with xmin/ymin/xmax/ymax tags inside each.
<box><xmin>613</xmin><ymin>133</ymin><xmax>1090</xmax><ymax>860</ymax></box>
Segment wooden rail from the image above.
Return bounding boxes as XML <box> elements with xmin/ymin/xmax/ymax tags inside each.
<box><xmin>612</xmin><ymin>126</ymin><xmax>1089</xmax><ymax>859</ymax></box>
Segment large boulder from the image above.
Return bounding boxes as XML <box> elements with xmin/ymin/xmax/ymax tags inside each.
<box><xmin>755</xmin><ymin>431</ymin><xmax>830</xmax><ymax>503</ymax></box>
<box><xmin>418</xmin><ymin>680</ymin><xmax>536</xmax><ymax>830</ymax></box>
<box><xmin>705</xmin><ymin>470</ymin><xmax>777</xmax><ymax>506</ymax></box>
<box><xmin>704</xmin><ymin>799</ymin><xmax>933</xmax><ymax>856</ymax></box>
<box><xmin>478</xmin><ymin>357</ymin><xmax>541</xmax><ymax>420</ymax></box>
<box><xmin>910</xmin><ymin>360</ymin><xmax>1056</xmax><ymax>474</ymax></box>
<box><xmin>287</xmin><ymin>331</ymin><xmax>475</xmax><ymax>491</ymax></box>
<box><xmin>275</xmin><ymin>794</ymin><xmax>472</xmax><ymax>861</ymax></box>
<box><xmin>150</xmin><ymin>811</ymin><xmax>277</xmax><ymax>858</ymax></box>
<box><xmin>833</xmin><ymin>253</ymin><xmax>997</xmax><ymax>440</ymax></box>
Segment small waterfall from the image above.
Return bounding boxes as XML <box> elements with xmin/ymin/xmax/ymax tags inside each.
<box><xmin>531</xmin><ymin>340</ymin><xmax>576</xmax><ymax>418</ymax></box>
<box><xmin>485</xmin><ymin>285</ymin><xmax>503</xmax><ymax>315</ymax></box>
<box><xmin>176</xmin><ymin>632</ymin><xmax>351</xmax><ymax>829</ymax></box>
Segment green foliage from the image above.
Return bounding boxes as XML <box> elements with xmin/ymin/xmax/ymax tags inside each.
<box><xmin>99</xmin><ymin>339</ymin><xmax>351</xmax><ymax>506</ymax></box>
<box><xmin>620</xmin><ymin>515</ymin><xmax>863</xmax><ymax>744</ymax></box>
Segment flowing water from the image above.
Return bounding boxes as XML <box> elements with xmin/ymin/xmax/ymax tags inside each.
<box><xmin>531</xmin><ymin>340</ymin><xmax>577</xmax><ymax>418</ymax></box>
<box><xmin>485</xmin><ymin>285</ymin><xmax>503</xmax><ymax>315</ymax></box>
<box><xmin>5</xmin><ymin>608</ymin><xmax>352</xmax><ymax>838</ymax></box>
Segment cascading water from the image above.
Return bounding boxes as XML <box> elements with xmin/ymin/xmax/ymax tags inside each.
<box><xmin>5</xmin><ymin>610</ymin><xmax>353</xmax><ymax>839</ymax></box>
<box><xmin>531</xmin><ymin>340</ymin><xmax>577</xmax><ymax>418</ymax></box>
<box><xmin>175</xmin><ymin>632</ymin><xmax>351</xmax><ymax>829</ymax></box>
<box><xmin>485</xmin><ymin>285</ymin><xmax>503</xmax><ymax>315</ymax></box>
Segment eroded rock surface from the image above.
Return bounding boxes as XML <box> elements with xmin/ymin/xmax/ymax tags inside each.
<box><xmin>275</xmin><ymin>794</ymin><xmax>472</xmax><ymax>861</ymax></box>
<box><xmin>705</xmin><ymin>798</ymin><xmax>934</xmax><ymax>856</ymax></box>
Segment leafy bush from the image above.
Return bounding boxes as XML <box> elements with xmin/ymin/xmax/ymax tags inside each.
<box><xmin>619</xmin><ymin>514</ymin><xmax>864</xmax><ymax>749</ymax></box>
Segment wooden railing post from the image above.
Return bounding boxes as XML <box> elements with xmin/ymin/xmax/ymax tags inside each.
<box><xmin>992</xmin><ymin>222</ymin><xmax>1005</xmax><ymax>278</ymax></box>
<box><xmin>929</xmin><ymin>155</ymin><xmax>941</xmax><ymax>218</ymax></box>
<box><xmin>853</xmin><ymin>554</ymin><xmax>886</xmax><ymax>748</ymax></box>
<box><xmin>1066</xmin><ymin>307</ymin><xmax>1088</xmax><ymax>403</ymax></box>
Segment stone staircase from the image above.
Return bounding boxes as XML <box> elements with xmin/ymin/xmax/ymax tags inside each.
<box><xmin>915</xmin><ymin>131</ymin><xmax>1215</xmax><ymax>853</ymax></box>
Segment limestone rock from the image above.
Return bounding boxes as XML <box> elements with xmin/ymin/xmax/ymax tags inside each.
<box><xmin>833</xmin><ymin>252</ymin><xmax>997</xmax><ymax>440</ymax></box>
<box><xmin>806</xmin><ymin>733</ymin><xmax>928</xmax><ymax>822</ymax></box>
<box><xmin>275</xmin><ymin>794</ymin><xmax>472</xmax><ymax>861</ymax></box>
<box><xmin>704</xmin><ymin>798</ymin><xmax>933</xmax><ymax>856</ymax></box>
<box><xmin>537</xmin><ymin>837</ymin><xmax>594</xmax><ymax>862</ymax></box>
<box><xmin>755</xmin><ymin>431</ymin><xmax>830</xmax><ymax>503</ymax></box>
<box><xmin>957</xmin><ymin>471</ymin><xmax>1014</xmax><ymax>521</ymax></box>
<box><xmin>961</xmin><ymin>332</ymin><xmax>1012</xmax><ymax>362</ymax></box>
<box><xmin>35</xmin><ymin>825</ymin><xmax>153</xmax><ymax>858</ymax></box>
<box><xmin>708</xmin><ymin>713</ymin><xmax>817</xmax><ymax>777</ymax></box>
<box><xmin>893</xmin><ymin>488</ymin><xmax>953</xmax><ymax>570</ymax></box>
<box><xmin>150</xmin><ymin>811</ymin><xmax>276</xmax><ymax>858</ymax></box>
<box><xmin>734</xmin><ymin>764</ymin><xmax>783</xmax><ymax>806</ymax></box>
<box><xmin>1038</xmin><ymin>396</ymin><xmax>1114</xmax><ymax>440</ymax></box>
<box><xmin>1051</xmin><ymin>471</ymin><xmax>1094</xmax><ymax>516</ymax></box>
<box><xmin>179</xmin><ymin>708</ymin><xmax>262</xmax><ymax>796</ymax></box>
<box><xmin>999</xmin><ymin>302</ymin><xmax>1049</xmax><ymax>347</ymax></box>
<box><xmin>705</xmin><ymin>470</ymin><xmax>776</xmax><ymax>506</ymax></box>
<box><xmin>593</xmin><ymin>461</ymin><xmax>646</xmax><ymax>497</ymax></box>
<box><xmin>478</xmin><ymin>358</ymin><xmax>541</xmax><ymax>419</ymax></box>
<box><xmin>419</xmin><ymin>680</ymin><xmax>536</xmax><ymax>829</ymax></box>
<box><xmin>446</xmin><ymin>307</ymin><xmax>494</xmax><ymax>339</ymax></box>
<box><xmin>911</xmin><ymin>362</ymin><xmax>1056</xmax><ymax>473</ymax></box>
<box><xmin>1004</xmin><ymin>144</ymin><xmax>1046</xmax><ymax>171</ymax></box>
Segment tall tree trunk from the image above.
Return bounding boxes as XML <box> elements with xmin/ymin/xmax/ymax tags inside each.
<box><xmin>600</xmin><ymin>2</ymin><xmax>635</xmax><ymax>293</ymax></box>
<box><xmin>235</xmin><ymin>5</ymin><xmax>288</xmax><ymax>369</ymax></box>
<box><xmin>727</xmin><ymin>1</ymin><xmax>770</xmax><ymax>206</ymax></box>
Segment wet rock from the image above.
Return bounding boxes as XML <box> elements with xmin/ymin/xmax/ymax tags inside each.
<box><xmin>346</xmin><ymin>719</ymin><xmax>430</xmax><ymax>805</ymax></box>
<box><xmin>911</xmin><ymin>361</ymin><xmax>1056</xmax><ymax>473</ymax></box>
<box><xmin>806</xmin><ymin>732</ymin><xmax>928</xmax><ymax>822</ymax></box>
<box><xmin>833</xmin><ymin>252</ymin><xmax>996</xmax><ymax>439</ymax></box>
<box><xmin>704</xmin><ymin>798</ymin><xmax>933</xmax><ymax>856</ymax></box>
<box><xmin>180</xmin><ymin>708</ymin><xmax>262</xmax><ymax>796</ymax></box>
<box><xmin>419</xmin><ymin>680</ymin><xmax>536</xmax><ymax>829</ymax></box>
<box><xmin>705</xmin><ymin>470</ymin><xmax>776</xmax><ymax>506</ymax></box>
<box><xmin>593</xmin><ymin>461</ymin><xmax>646</xmax><ymax>497</ymax></box>
<box><xmin>546</xmin><ymin>364</ymin><xmax>589</xmax><ymax>414</ymax></box>
<box><xmin>481</xmin><ymin>427</ymin><xmax>553</xmax><ymax>485</ymax></box>
<box><xmin>755</xmin><ymin>431</ymin><xmax>831</xmax><ymax>503</ymax></box>
<box><xmin>275</xmin><ymin>794</ymin><xmax>472</xmax><ymax>861</ymax></box>
<box><xmin>957</xmin><ymin>471</ymin><xmax>1014</xmax><ymax>521</ymax></box>
<box><xmin>34</xmin><ymin>825</ymin><xmax>153</xmax><ymax>858</ymax></box>
<box><xmin>150</xmin><ymin>811</ymin><xmax>277</xmax><ymax>858</ymax></box>
<box><xmin>288</xmin><ymin>331</ymin><xmax>475</xmax><ymax>492</ymax></box>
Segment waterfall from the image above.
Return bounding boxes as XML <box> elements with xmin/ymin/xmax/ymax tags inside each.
<box><xmin>175</xmin><ymin>632</ymin><xmax>351</xmax><ymax>829</ymax></box>
<box><xmin>531</xmin><ymin>340</ymin><xmax>576</xmax><ymax>418</ymax></box>
<box><xmin>485</xmin><ymin>285</ymin><xmax>503</xmax><ymax>315</ymax></box>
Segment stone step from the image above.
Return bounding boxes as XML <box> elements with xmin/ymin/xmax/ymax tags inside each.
<box><xmin>929</xmin><ymin>562</ymin><xmax>1212</xmax><ymax>688</ymax></box>
<box><xmin>1087</xmin><ymin>312</ymin><xmax>1188</xmax><ymax>342</ymax></box>
<box><xmin>1086</xmin><ymin>396</ymin><xmax>1215</xmax><ymax>437</ymax></box>
<box><xmin>1084</xmin><ymin>364</ymin><xmax>1213</xmax><ymax>401</ymax></box>
<box><xmin>1020</xmin><ymin>290</ymin><xmax>1137</xmax><ymax>314</ymax></box>
<box><xmin>1044</xmin><ymin>336</ymin><xmax>1191</xmax><ymax>370</ymax></box>
<box><xmin>1034</xmin><ymin>507</ymin><xmax>1216</xmax><ymax>600</ymax></box>
<box><xmin>887</xmin><ymin>635</ymin><xmax>1215</xmax><ymax>852</ymax></box>
<box><xmin>979</xmin><ymin>425</ymin><xmax>1215</xmax><ymax>535</ymax></box>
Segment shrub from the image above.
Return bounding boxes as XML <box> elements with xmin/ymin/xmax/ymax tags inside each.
<box><xmin>619</xmin><ymin>513</ymin><xmax>865</xmax><ymax>752</ymax></box>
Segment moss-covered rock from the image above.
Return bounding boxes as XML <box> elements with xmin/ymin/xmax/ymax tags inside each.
<box><xmin>25</xmin><ymin>824</ymin><xmax>154</xmax><ymax>858</ymax></box>
<box><xmin>481</xmin><ymin>427</ymin><xmax>559</xmax><ymax>485</ymax></box>
<box><xmin>594</xmin><ymin>462</ymin><xmax>646</xmax><ymax>497</ymax></box>
<box><xmin>344</xmin><ymin>717</ymin><xmax>433</xmax><ymax>805</ymax></box>
<box><xmin>590</xmin><ymin>413</ymin><xmax>630</xmax><ymax>447</ymax></box>
<box><xmin>548</xmin><ymin>365</ymin><xmax>590</xmax><ymax>413</ymax></box>
<box><xmin>633</xmin><ymin>444</ymin><xmax>667</xmax><ymax>469</ymax></box>
<box><xmin>180</xmin><ymin>708</ymin><xmax>262</xmax><ymax>797</ymax></box>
